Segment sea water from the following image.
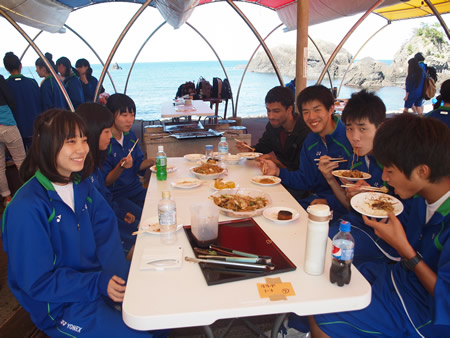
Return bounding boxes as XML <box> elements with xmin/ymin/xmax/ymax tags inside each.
<box><xmin>1</xmin><ymin>60</ymin><xmax>407</xmax><ymax>120</ymax></box>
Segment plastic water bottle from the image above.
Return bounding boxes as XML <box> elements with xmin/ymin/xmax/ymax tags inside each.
<box><xmin>218</xmin><ymin>136</ymin><xmax>229</xmax><ymax>159</ymax></box>
<box><xmin>303</xmin><ymin>204</ymin><xmax>332</xmax><ymax>275</ymax></box>
<box><xmin>330</xmin><ymin>221</ymin><xmax>355</xmax><ymax>286</ymax></box>
<box><xmin>158</xmin><ymin>191</ymin><xmax>176</xmax><ymax>232</ymax></box>
<box><xmin>156</xmin><ymin>145</ymin><xmax>167</xmax><ymax>181</ymax></box>
<box><xmin>205</xmin><ymin>144</ymin><xmax>213</xmax><ymax>159</ymax></box>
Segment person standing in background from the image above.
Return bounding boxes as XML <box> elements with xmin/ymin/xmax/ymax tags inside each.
<box><xmin>403</xmin><ymin>57</ymin><xmax>425</xmax><ymax>115</ymax></box>
<box><xmin>0</xmin><ymin>75</ymin><xmax>25</xmax><ymax>207</ymax></box>
<box><xmin>35</xmin><ymin>52</ymin><xmax>67</xmax><ymax>111</ymax></box>
<box><xmin>75</xmin><ymin>58</ymin><xmax>104</xmax><ymax>103</ymax></box>
<box><xmin>426</xmin><ymin>79</ymin><xmax>450</xmax><ymax>128</ymax></box>
<box><xmin>3</xmin><ymin>52</ymin><xmax>41</xmax><ymax>150</ymax></box>
<box><xmin>56</xmin><ymin>56</ymin><xmax>84</xmax><ymax>109</ymax></box>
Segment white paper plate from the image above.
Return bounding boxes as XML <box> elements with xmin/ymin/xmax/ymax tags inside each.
<box><xmin>250</xmin><ymin>175</ymin><xmax>281</xmax><ymax>186</ymax></box>
<box><xmin>190</xmin><ymin>166</ymin><xmax>225</xmax><ymax>180</ymax></box>
<box><xmin>184</xmin><ymin>154</ymin><xmax>204</xmax><ymax>161</ymax></box>
<box><xmin>332</xmin><ymin>170</ymin><xmax>371</xmax><ymax>181</ymax></box>
<box><xmin>238</xmin><ymin>152</ymin><xmax>262</xmax><ymax>160</ymax></box>
<box><xmin>171</xmin><ymin>178</ymin><xmax>202</xmax><ymax>189</ymax></box>
<box><xmin>350</xmin><ymin>192</ymin><xmax>403</xmax><ymax>218</ymax></box>
<box><xmin>209</xmin><ymin>180</ymin><xmax>239</xmax><ymax>191</ymax></box>
<box><xmin>263</xmin><ymin>207</ymin><xmax>299</xmax><ymax>224</ymax></box>
<box><xmin>221</xmin><ymin>154</ymin><xmax>242</xmax><ymax>164</ymax></box>
<box><xmin>139</xmin><ymin>216</ymin><xmax>184</xmax><ymax>235</ymax></box>
<box><xmin>150</xmin><ymin>165</ymin><xmax>177</xmax><ymax>173</ymax></box>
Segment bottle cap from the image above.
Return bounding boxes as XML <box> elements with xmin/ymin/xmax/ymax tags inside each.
<box><xmin>220</xmin><ymin>137</ymin><xmax>226</xmax><ymax>142</ymax></box>
<box><xmin>158</xmin><ymin>145</ymin><xmax>164</xmax><ymax>152</ymax></box>
<box><xmin>306</xmin><ymin>204</ymin><xmax>332</xmax><ymax>222</ymax></box>
<box><xmin>339</xmin><ymin>220</ymin><xmax>351</xmax><ymax>232</ymax></box>
<box><xmin>162</xmin><ymin>191</ymin><xmax>170</xmax><ymax>198</ymax></box>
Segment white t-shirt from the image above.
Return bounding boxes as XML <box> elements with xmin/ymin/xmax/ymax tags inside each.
<box><xmin>116</xmin><ymin>132</ymin><xmax>124</xmax><ymax>147</ymax></box>
<box><xmin>426</xmin><ymin>190</ymin><xmax>450</xmax><ymax>224</ymax></box>
<box><xmin>51</xmin><ymin>182</ymin><xmax>75</xmax><ymax>212</ymax></box>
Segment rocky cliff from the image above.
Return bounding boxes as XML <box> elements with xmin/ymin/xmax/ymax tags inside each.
<box><xmin>249</xmin><ymin>24</ymin><xmax>450</xmax><ymax>90</ymax></box>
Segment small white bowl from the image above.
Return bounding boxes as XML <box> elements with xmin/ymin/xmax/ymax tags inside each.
<box><xmin>190</xmin><ymin>166</ymin><xmax>225</xmax><ymax>180</ymax></box>
<box><xmin>221</xmin><ymin>154</ymin><xmax>242</xmax><ymax>165</ymax></box>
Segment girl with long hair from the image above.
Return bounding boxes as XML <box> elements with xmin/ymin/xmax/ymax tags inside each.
<box><xmin>75</xmin><ymin>58</ymin><xmax>104</xmax><ymax>103</ymax></box>
<box><xmin>35</xmin><ymin>52</ymin><xmax>67</xmax><ymax>111</ymax></box>
<box><xmin>403</xmin><ymin>57</ymin><xmax>426</xmax><ymax>115</ymax></box>
<box><xmin>56</xmin><ymin>56</ymin><xmax>85</xmax><ymax>109</ymax></box>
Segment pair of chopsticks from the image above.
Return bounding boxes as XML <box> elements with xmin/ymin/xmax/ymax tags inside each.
<box><xmin>314</xmin><ymin>157</ymin><xmax>348</xmax><ymax>163</ymax></box>
<box><xmin>341</xmin><ymin>184</ymin><xmax>388</xmax><ymax>193</ymax></box>
<box><xmin>185</xmin><ymin>256</ymin><xmax>275</xmax><ymax>271</ymax></box>
<box><xmin>234</xmin><ymin>138</ymin><xmax>255</xmax><ymax>152</ymax></box>
<box><xmin>121</xmin><ymin>138</ymin><xmax>139</xmax><ymax>167</ymax></box>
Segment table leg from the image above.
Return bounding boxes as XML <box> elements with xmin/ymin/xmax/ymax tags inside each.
<box><xmin>271</xmin><ymin>313</ymin><xmax>288</xmax><ymax>338</ymax></box>
<box><xmin>203</xmin><ymin>325</ymin><xmax>214</xmax><ymax>338</ymax></box>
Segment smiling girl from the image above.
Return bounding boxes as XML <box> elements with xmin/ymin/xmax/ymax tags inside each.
<box><xmin>1</xmin><ymin>109</ymin><xmax>151</xmax><ymax>336</ymax></box>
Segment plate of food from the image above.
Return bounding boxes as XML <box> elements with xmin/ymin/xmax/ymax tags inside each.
<box><xmin>210</xmin><ymin>178</ymin><xmax>238</xmax><ymax>191</ymax></box>
<box><xmin>184</xmin><ymin>153</ymin><xmax>203</xmax><ymax>162</ymax></box>
<box><xmin>209</xmin><ymin>188</ymin><xmax>271</xmax><ymax>218</ymax></box>
<box><xmin>238</xmin><ymin>152</ymin><xmax>263</xmax><ymax>160</ymax></box>
<box><xmin>171</xmin><ymin>178</ymin><xmax>202</xmax><ymax>189</ymax></box>
<box><xmin>150</xmin><ymin>165</ymin><xmax>177</xmax><ymax>173</ymax></box>
<box><xmin>190</xmin><ymin>162</ymin><xmax>225</xmax><ymax>180</ymax></box>
<box><xmin>221</xmin><ymin>154</ymin><xmax>242</xmax><ymax>165</ymax></box>
<box><xmin>263</xmin><ymin>207</ymin><xmax>299</xmax><ymax>224</ymax></box>
<box><xmin>251</xmin><ymin>175</ymin><xmax>281</xmax><ymax>186</ymax></box>
<box><xmin>332</xmin><ymin>169</ymin><xmax>371</xmax><ymax>181</ymax></box>
<box><xmin>137</xmin><ymin>216</ymin><xmax>184</xmax><ymax>235</ymax></box>
<box><xmin>350</xmin><ymin>192</ymin><xmax>403</xmax><ymax>218</ymax></box>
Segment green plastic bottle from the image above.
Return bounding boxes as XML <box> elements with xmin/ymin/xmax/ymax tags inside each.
<box><xmin>156</xmin><ymin>145</ymin><xmax>167</xmax><ymax>181</ymax></box>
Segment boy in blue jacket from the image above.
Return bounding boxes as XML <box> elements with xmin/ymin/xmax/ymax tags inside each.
<box><xmin>309</xmin><ymin>114</ymin><xmax>450</xmax><ymax>337</ymax></box>
<box><xmin>102</xmin><ymin>94</ymin><xmax>155</xmax><ymax>211</ymax></box>
<box><xmin>260</xmin><ymin>85</ymin><xmax>352</xmax><ymax>216</ymax></box>
<box><xmin>3</xmin><ymin>51</ymin><xmax>41</xmax><ymax>150</ymax></box>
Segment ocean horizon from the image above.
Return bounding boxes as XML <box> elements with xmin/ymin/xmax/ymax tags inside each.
<box><xmin>1</xmin><ymin>60</ymin><xmax>410</xmax><ymax>121</ymax></box>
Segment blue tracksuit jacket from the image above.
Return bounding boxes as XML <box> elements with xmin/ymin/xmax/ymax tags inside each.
<box><xmin>40</xmin><ymin>75</ymin><xmax>67</xmax><ymax>112</ymax></box>
<box><xmin>90</xmin><ymin>168</ymin><xmax>140</xmax><ymax>253</ymax></box>
<box><xmin>426</xmin><ymin>106</ymin><xmax>450</xmax><ymax>128</ymax></box>
<box><xmin>279</xmin><ymin>117</ymin><xmax>352</xmax><ymax>213</ymax></box>
<box><xmin>64</xmin><ymin>73</ymin><xmax>84</xmax><ymax>109</ymax></box>
<box><xmin>6</xmin><ymin>74</ymin><xmax>40</xmax><ymax>138</ymax></box>
<box><xmin>316</xmin><ymin>195</ymin><xmax>450</xmax><ymax>336</ymax></box>
<box><xmin>81</xmin><ymin>76</ymin><xmax>99</xmax><ymax>103</ymax></box>
<box><xmin>102</xmin><ymin>130</ymin><xmax>147</xmax><ymax>208</ymax></box>
<box><xmin>1</xmin><ymin>170</ymin><xmax>130</xmax><ymax>333</ymax></box>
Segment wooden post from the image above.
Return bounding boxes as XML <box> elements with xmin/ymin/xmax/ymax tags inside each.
<box><xmin>296</xmin><ymin>0</ymin><xmax>309</xmax><ymax>111</ymax></box>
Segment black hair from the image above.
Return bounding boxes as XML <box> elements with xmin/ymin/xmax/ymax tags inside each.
<box><xmin>414</xmin><ymin>52</ymin><xmax>425</xmax><ymax>62</ymax></box>
<box><xmin>35</xmin><ymin>52</ymin><xmax>57</xmax><ymax>74</ymax></box>
<box><xmin>341</xmin><ymin>90</ymin><xmax>386</xmax><ymax>127</ymax></box>
<box><xmin>56</xmin><ymin>56</ymin><xmax>74</xmax><ymax>77</ymax></box>
<box><xmin>20</xmin><ymin>109</ymin><xmax>94</xmax><ymax>183</ymax></box>
<box><xmin>106</xmin><ymin>93</ymin><xmax>136</xmax><ymax>116</ymax></box>
<box><xmin>296</xmin><ymin>85</ymin><xmax>334</xmax><ymax>113</ymax></box>
<box><xmin>439</xmin><ymin>79</ymin><xmax>450</xmax><ymax>103</ymax></box>
<box><xmin>3</xmin><ymin>52</ymin><xmax>21</xmax><ymax>72</ymax></box>
<box><xmin>75</xmin><ymin>58</ymin><xmax>93</xmax><ymax>79</ymax></box>
<box><xmin>406</xmin><ymin>58</ymin><xmax>423</xmax><ymax>88</ymax></box>
<box><xmin>75</xmin><ymin>103</ymin><xmax>113</xmax><ymax>168</ymax></box>
<box><xmin>373</xmin><ymin>114</ymin><xmax>450</xmax><ymax>183</ymax></box>
<box><xmin>265</xmin><ymin>86</ymin><xmax>295</xmax><ymax>111</ymax></box>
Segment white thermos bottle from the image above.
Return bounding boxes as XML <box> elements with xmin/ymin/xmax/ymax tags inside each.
<box><xmin>303</xmin><ymin>204</ymin><xmax>332</xmax><ymax>275</ymax></box>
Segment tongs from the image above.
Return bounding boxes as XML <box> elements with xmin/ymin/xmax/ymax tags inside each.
<box><xmin>185</xmin><ymin>256</ymin><xmax>275</xmax><ymax>271</ymax></box>
<box><xmin>210</xmin><ymin>244</ymin><xmax>272</xmax><ymax>264</ymax></box>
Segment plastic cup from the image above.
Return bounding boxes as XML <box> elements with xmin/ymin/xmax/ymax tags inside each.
<box><xmin>190</xmin><ymin>201</ymin><xmax>219</xmax><ymax>248</ymax></box>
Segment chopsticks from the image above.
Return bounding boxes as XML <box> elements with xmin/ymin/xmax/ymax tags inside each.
<box><xmin>121</xmin><ymin>138</ymin><xmax>139</xmax><ymax>167</ymax></box>
<box><xmin>234</xmin><ymin>138</ymin><xmax>255</xmax><ymax>152</ymax></box>
<box><xmin>341</xmin><ymin>184</ymin><xmax>388</xmax><ymax>193</ymax></box>
<box><xmin>185</xmin><ymin>256</ymin><xmax>274</xmax><ymax>270</ymax></box>
<box><xmin>314</xmin><ymin>157</ymin><xmax>347</xmax><ymax>163</ymax></box>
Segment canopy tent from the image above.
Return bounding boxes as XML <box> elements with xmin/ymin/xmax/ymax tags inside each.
<box><xmin>375</xmin><ymin>0</ymin><xmax>450</xmax><ymax>21</ymax></box>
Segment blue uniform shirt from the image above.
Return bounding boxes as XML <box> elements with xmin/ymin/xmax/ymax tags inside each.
<box><xmin>6</xmin><ymin>74</ymin><xmax>40</xmax><ymax>138</ymax></box>
<box><xmin>40</xmin><ymin>75</ymin><xmax>67</xmax><ymax>111</ymax></box>
<box><xmin>64</xmin><ymin>73</ymin><xmax>84</xmax><ymax>109</ymax></box>
<box><xmin>425</xmin><ymin>106</ymin><xmax>450</xmax><ymax>128</ymax></box>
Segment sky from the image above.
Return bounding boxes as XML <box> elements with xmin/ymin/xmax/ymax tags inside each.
<box><xmin>0</xmin><ymin>1</ymin><xmax>448</xmax><ymax>67</ymax></box>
